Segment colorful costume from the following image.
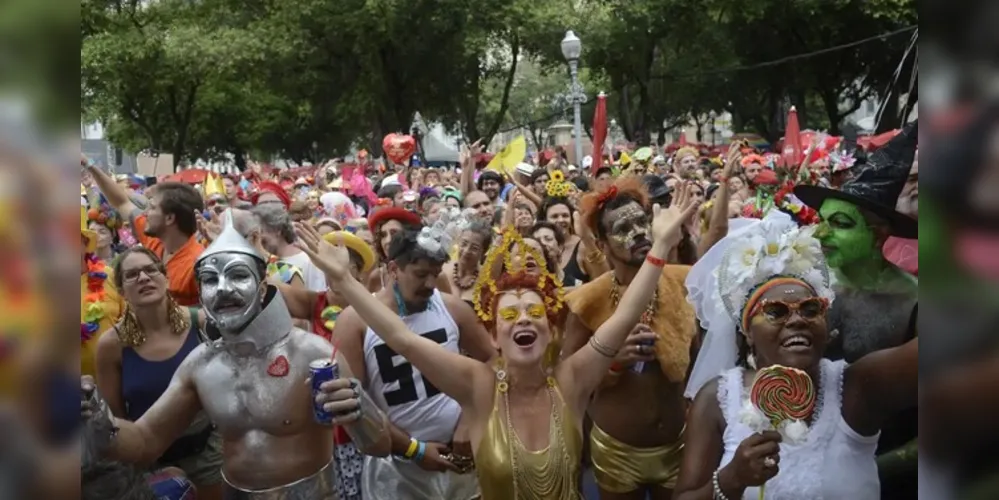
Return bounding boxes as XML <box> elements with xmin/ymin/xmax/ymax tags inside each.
<box><xmin>81</xmin><ymin>206</ymin><xmax>123</xmax><ymax>377</ymax></box>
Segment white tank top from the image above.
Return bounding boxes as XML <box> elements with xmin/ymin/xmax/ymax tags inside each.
<box><xmin>717</xmin><ymin>359</ymin><xmax>881</xmax><ymax>499</ymax></box>
<box><xmin>363</xmin><ymin>289</ymin><xmax>462</xmax><ymax>443</ymax></box>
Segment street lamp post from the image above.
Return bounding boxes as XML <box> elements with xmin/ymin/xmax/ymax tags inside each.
<box><xmin>561</xmin><ymin>30</ymin><xmax>584</xmax><ymax>165</ymax></box>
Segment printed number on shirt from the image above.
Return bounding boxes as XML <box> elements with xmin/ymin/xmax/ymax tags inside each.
<box><xmin>373</xmin><ymin>328</ymin><xmax>448</xmax><ymax>406</ymax></box>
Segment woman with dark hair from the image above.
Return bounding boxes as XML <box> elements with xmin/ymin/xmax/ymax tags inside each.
<box><xmin>94</xmin><ymin>246</ymin><xmax>223</xmax><ymax>500</ymax></box>
<box><xmin>677</xmin><ymin>214</ymin><xmax>917</xmax><ymax>499</ymax></box>
<box><xmin>531</xmin><ymin>221</ymin><xmax>582</xmax><ymax>288</ymax></box>
<box><xmin>538</xmin><ymin>196</ymin><xmax>607</xmax><ymax>284</ymax></box>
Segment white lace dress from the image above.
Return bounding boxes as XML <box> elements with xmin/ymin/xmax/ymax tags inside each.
<box><xmin>717</xmin><ymin>359</ymin><xmax>881</xmax><ymax>499</ymax></box>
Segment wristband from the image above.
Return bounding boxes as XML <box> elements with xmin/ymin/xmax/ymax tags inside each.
<box><xmin>645</xmin><ymin>254</ymin><xmax>666</xmax><ymax>268</ymax></box>
<box><xmin>712</xmin><ymin>469</ymin><xmax>731</xmax><ymax>500</ymax></box>
<box><xmin>413</xmin><ymin>441</ymin><xmax>427</xmax><ymax>462</ymax></box>
<box><xmin>404</xmin><ymin>438</ymin><xmax>419</xmax><ymax>459</ymax></box>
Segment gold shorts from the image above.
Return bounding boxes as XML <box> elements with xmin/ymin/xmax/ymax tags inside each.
<box><xmin>589</xmin><ymin>423</ymin><xmax>684</xmax><ymax>493</ymax></box>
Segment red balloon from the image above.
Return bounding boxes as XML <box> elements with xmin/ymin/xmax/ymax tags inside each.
<box><xmin>382</xmin><ymin>133</ymin><xmax>416</xmax><ymax>165</ymax></box>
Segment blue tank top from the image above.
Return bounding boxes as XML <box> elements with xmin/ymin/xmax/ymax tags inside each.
<box><xmin>121</xmin><ymin>323</ymin><xmax>200</xmax><ymax>422</ymax></box>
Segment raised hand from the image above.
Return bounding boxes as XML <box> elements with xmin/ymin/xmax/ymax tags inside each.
<box><xmin>294</xmin><ymin>222</ymin><xmax>352</xmax><ymax>281</ymax></box>
<box><xmin>650</xmin><ymin>182</ymin><xmax>699</xmax><ymax>249</ymax></box>
<box><xmin>196</xmin><ymin>210</ymin><xmax>221</xmax><ymax>243</ymax></box>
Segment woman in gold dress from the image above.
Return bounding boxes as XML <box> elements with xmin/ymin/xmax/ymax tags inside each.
<box><xmin>294</xmin><ymin>185</ymin><xmax>699</xmax><ymax>499</ymax></box>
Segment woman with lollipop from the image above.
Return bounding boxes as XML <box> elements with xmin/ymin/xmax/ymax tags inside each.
<box><xmin>294</xmin><ymin>190</ymin><xmax>699</xmax><ymax>499</ymax></box>
<box><xmin>675</xmin><ymin>212</ymin><xmax>918</xmax><ymax>499</ymax></box>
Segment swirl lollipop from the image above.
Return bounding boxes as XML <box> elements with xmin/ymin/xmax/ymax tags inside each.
<box><xmin>749</xmin><ymin>365</ymin><xmax>815</xmax><ymax>500</ymax></box>
<box><xmin>750</xmin><ymin>365</ymin><xmax>815</xmax><ymax>425</ymax></box>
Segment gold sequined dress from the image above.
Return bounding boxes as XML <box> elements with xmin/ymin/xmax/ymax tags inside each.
<box><xmin>474</xmin><ymin>374</ymin><xmax>583</xmax><ymax>500</ymax></box>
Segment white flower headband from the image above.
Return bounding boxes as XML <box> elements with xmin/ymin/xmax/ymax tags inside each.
<box><xmin>415</xmin><ymin>207</ymin><xmax>458</xmax><ymax>259</ymax></box>
<box><xmin>716</xmin><ymin>219</ymin><xmax>834</xmax><ymax>328</ymax></box>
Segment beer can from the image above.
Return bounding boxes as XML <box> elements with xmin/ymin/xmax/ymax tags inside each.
<box><xmin>310</xmin><ymin>358</ymin><xmax>339</xmax><ymax>424</ymax></box>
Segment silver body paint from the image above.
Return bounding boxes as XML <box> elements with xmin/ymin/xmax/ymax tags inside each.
<box><xmin>192</xmin><ymin>289</ymin><xmax>339</xmax><ymax>492</ymax></box>
<box><xmin>198</xmin><ymin>252</ymin><xmax>266</xmax><ymax>331</ymax></box>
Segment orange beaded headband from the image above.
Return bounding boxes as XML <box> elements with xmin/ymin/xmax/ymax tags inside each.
<box><xmin>740</xmin><ymin>277</ymin><xmax>815</xmax><ymax>333</ymax></box>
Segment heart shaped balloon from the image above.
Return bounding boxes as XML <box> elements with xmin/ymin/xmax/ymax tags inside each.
<box><xmin>383</xmin><ymin>134</ymin><xmax>416</xmax><ymax>165</ymax></box>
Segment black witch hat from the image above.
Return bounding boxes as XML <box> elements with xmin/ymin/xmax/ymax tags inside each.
<box><xmin>795</xmin><ymin>121</ymin><xmax>918</xmax><ymax>238</ymax></box>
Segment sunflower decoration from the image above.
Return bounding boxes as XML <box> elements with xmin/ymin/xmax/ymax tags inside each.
<box><xmin>545</xmin><ymin>170</ymin><xmax>572</xmax><ymax>198</ymax></box>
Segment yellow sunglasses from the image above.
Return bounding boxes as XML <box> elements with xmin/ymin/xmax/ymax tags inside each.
<box><xmin>498</xmin><ymin>304</ymin><xmax>546</xmax><ymax>322</ymax></box>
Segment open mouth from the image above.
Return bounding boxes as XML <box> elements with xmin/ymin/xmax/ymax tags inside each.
<box><xmin>512</xmin><ymin>330</ymin><xmax>537</xmax><ymax>348</ymax></box>
<box><xmin>780</xmin><ymin>334</ymin><xmax>813</xmax><ymax>352</ymax></box>
<box><xmin>138</xmin><ymin>285</ymin><xmax>157</xmax><ymax>295</ymax></box>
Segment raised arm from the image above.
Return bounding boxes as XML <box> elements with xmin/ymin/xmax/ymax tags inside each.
<box><xmin>560</xmin><ymin>184</ymin><xmax>700</xmax><ymax>410</ymax></box>
<box><xmin>698</xmin><ymin>147</ymin><xmax>740</xmax><ymax>257</ymax></box>
<box><xmin>84</xmin><ymin>161</ymin><xmax>139</xmax><ymax>219</ymax></box>
<box><xmin>459</xmin><ymin>140</ymin><xmax>482</xmax><ymax>197</ymax></box>
<box><xmin>295</xmin><ymin>223</ymin><xmax>492</xmax><ymax>411</ymax></box>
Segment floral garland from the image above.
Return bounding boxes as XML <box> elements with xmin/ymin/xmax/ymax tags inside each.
<box><xmin>774</xmin><ymin>182</ymin><xmax>821</xmax><ymax>225</ymax></box>
<box><xmin>81</xmin><ymin>254</ymin><xmax>108</xmax><ymax>345</ymax></box>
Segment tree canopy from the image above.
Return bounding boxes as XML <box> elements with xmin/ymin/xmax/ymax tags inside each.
<box><xmin>81</xmin><ymin>0</ymin><xmax>916</xmax><ymax>169</ymax></box>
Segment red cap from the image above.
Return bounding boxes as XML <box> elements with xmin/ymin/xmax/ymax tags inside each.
<box><xmin>251</xmin><ymin>181</ymin><xmax>291</xmax><ymax>208</ymax></box>
<box><xmin>367</xmin><ymin>207</ymin><xmax>421</xmax><ymax>231</ymax></box>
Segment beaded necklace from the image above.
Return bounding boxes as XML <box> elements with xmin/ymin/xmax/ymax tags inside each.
<box><xmin>81</xmin><ymin>254</ymin><xmax>108</xmax><ymax>345</ymax></box>
<box><xmin>609</xmin><ymin>275</ymin><xmax>658</xmax><ymax>326</ymax></box>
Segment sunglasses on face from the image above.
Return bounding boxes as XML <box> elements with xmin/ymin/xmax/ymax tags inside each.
<box><xmin>750</xmin><ymin>297</ymin><xmax>829</xmax><ymax>325</ymax></box>
<box><xmin>498</xmin><ymin>304</ymin><xmax>546</xmax><ymax>322</ymax></box>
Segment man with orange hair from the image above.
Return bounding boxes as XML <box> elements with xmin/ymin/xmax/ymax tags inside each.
<box><xmin>562</xmin><ymin>177</ymin><xmax>699</xmax><ymax>500</ymax></box>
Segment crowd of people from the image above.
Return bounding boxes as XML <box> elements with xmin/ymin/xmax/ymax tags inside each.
<box><xmin>71</xmin><ymin>125</ymin><xmax>920</xmax><ymax>500</ymax></box>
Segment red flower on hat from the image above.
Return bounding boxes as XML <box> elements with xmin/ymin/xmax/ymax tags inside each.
<box><xmin>595</xmin><ymin>185</ymin><xmax>618</xmax><ymax>210</ymax></box>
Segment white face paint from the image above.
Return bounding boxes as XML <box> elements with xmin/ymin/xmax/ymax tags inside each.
<box><xmin>197</xmin><ymin>253</ymin><xmax>266</xmax><ymax>332</ymax></box>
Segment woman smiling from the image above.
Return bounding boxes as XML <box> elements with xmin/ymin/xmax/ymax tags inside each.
<box><xmin>295</xmin><ymin>192</ymin><xmax>698</xmax><ymax>498</ymax></box>
<box><xmin>676</xmin><ymin>213</ymin><xmax>917</xmax><ymax>499</ymax></box>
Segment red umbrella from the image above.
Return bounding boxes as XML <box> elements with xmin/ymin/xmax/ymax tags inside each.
<box><xmin>591</xmin><ymin>92</ymin><xmax>608</xmax><ymax>174</ymax></box>
<box><xmin>782</xmin><ymin>106</ymin><xmax>803</xmax><ymax>167</ymax></box>
<box><xmin>163</xmin><ymin>168</ymin><xmax>211</xmax><ymax>184</ymax></box>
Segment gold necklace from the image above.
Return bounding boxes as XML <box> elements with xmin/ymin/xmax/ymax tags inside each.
<box><xmin>609</xmin><ymin>275</ymin><xmax>659</xmax><ymax>326</ymax></box>
<box><xmin>503</xmin><ymin>379</ymin><xmax>576</xmax><ymax>499</ymax></box>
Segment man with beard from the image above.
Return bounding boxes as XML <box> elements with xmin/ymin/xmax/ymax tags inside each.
<box><xmin>331</xmin><ymin>228</ymin><xmax>496</xmax><ymax>499</ymax></box>
<box><xmin>795</xmin><ymin>122</ymin><xmax>919</xmax><ymax>500</ymax></box>
<box><xmin>81</xmin><ymin>211</ymin><xmax>392</xmax><ymax>499</ymax></box>
<box><xmin>475</xmin><ymin>170</ymin><xmax>504</xmax><ymax>206</ymax></box>
<box><xmin>563</xmin><ymin>178</ymin><xmax>698</xmax><ymax>500</ymax></box>
<box><xmin>85</xmin><ymin>163</ymin><xmax>205</xmax><ymax>306</ymax></box>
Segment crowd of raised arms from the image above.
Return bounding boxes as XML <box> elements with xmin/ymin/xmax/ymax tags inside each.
<box><xmin>65</xmin><ymin>128</ymin><xmax>920</xmax><ymax>500</ymax></box>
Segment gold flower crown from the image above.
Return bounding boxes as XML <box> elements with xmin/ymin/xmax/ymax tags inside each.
<box><xmin>545</xmin><ymin>170</ymin><xmax>572</xmax><ymax>198</ymax></box>
<box><xmin>472</xmin><ymin>225</ymin><xmax>565</xmax><ymax>323</ymax></box>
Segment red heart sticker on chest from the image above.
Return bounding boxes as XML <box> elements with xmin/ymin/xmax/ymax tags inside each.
<box><xmin>267</xmin><ymin>355</ymin><xmax>290</xmax><ymax>377</ymax></box>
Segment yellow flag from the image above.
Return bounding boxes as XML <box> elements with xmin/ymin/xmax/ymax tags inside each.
<box><xmin>619</xmin><ymin>151</ymin><xmax>632</xmax><ymax>166</ymax></box>
<box><xmin>485</xmin><ymin>136</ymin><xmax>526</xmax><ymax>176</ymax></box>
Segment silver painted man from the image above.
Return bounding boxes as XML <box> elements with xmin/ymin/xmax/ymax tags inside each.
<box><xmin>82</xmin><ymin>210</ymin><xmax>392</xmax><ymax>499</ymax></box>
